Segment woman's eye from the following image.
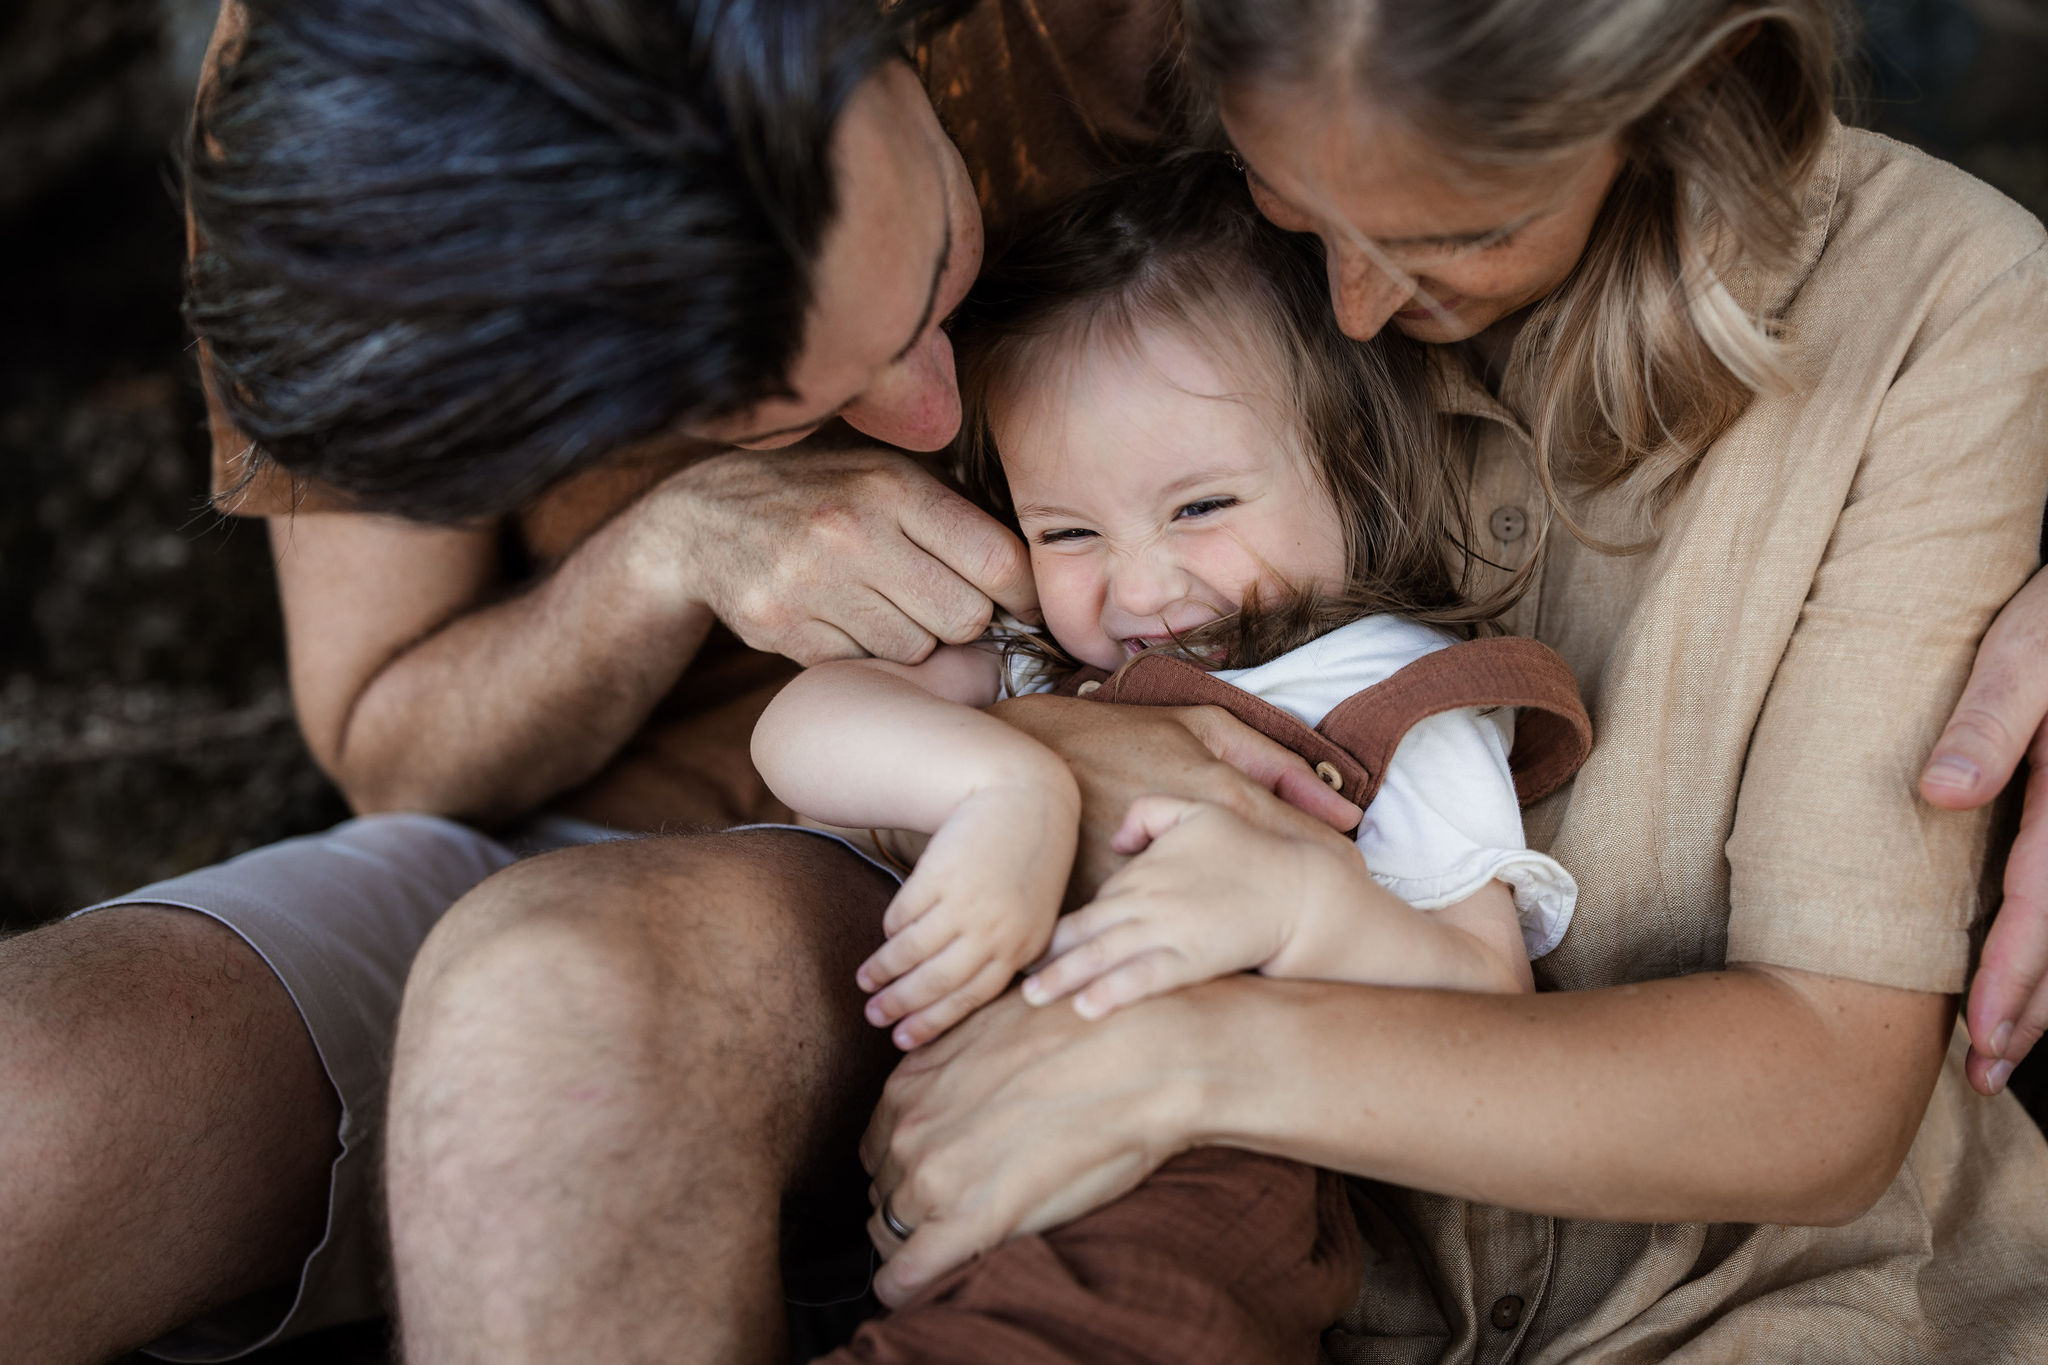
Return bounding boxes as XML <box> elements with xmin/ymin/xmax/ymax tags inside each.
<box><xmin>1037</xmin><ymin>527</ymin><xmax>1096</xmax><ymax>544</ymax></box>
<box><xmin>1175</xmin><ymin>497</ymin><xmax>1237</xmax><ymax>521</ymax></box>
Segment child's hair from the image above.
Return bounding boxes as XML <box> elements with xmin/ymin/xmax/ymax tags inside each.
<box><xmin>949</xmin><ymin>153</ymin><xmax>1494</xmax><ymax>673</ymax></box>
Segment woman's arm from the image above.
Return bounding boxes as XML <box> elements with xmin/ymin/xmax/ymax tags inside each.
<box><xmin>860</xmin><ymin>961</ymin><xmax>1950</xmax><ymax>1305</ymax></box>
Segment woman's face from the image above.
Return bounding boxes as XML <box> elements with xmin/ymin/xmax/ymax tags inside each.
<box><xmin>994</xmin><ymin>320</ymin><xmax>1349</xmax><ymax>672</ymax></box>
<box><xmin>1223</xmin><ymin>84</ymin><xmax>1624</xmax><ymax>343</ymax></box>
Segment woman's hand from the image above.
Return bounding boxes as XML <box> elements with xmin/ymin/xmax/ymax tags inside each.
<box><xmin>989</xmin><ymin>695</ymin><xmax>1363</xmax><ymax>899</ymax></box>
<box><xmin>1920</xmin><ymin>564</ymin><xmax>2048</xmax><ymax>1095</ymax></box>
<box><xmin>636</xmin><ymin>444</ymin><xmax>1040</xmax><ymax>665</ymax></box>
<box><xmin>858</xmin><ymin>986</ymin><xmax>1211</xmax><ymax>1307</ymax></box>
<box><xmin>1022</xmin><ymin>795</ymin><xmax>1361</xmax><ymax>1019</ymax></box>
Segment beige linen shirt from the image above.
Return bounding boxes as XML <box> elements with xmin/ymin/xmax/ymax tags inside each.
<box><xmin>1327</xmin><ymin>125</ymin><xmax>2048</xmax><ymax>1365</ymax></box>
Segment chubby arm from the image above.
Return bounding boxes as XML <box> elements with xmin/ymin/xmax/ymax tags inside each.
<box><xmin>1023</xmin><ymin>796</ymin><xmax>1531</xmax><ymax>1019</ymax></box>
<box><xmin>755</xmin><ymin>650</ymin><xmax>1081</xmax><ymax>1048</ymax></box>
<box><xmin>752</xmin><ymin>647</ymin><xmax>1040</xmax><ymax>831</ymax></box>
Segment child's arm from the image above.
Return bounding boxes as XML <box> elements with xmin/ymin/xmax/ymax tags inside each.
<box><xmin>752</xmin><ymin>648</ymin><xmax>1080</xmax><ymax>1048</ymax></box>
<box><xmin>1022</xmin><ymin>794</ymin><xmax>1531</xmax><ymax>1021</ymax></box>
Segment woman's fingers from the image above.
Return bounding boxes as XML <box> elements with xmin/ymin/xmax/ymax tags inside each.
<box><xmin>1921</xmin><ymin>568</ymin><xmax>2048</xmax><ymax>808</ymax></box>
<box><xmin>1171</xmin><ymin>705</ymin><xmax>1364</xmax><ymax>832</ymax></box>
<box><xmin>1966</xmin><ymin>757</ymin><xmax>2048</xmax><ymax>1092</ymax></box>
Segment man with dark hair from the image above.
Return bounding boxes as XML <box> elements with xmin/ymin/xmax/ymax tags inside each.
<box><xmin>0</xmin><ymin>2</ymin><xmax>1275</xmax><ymax>1361</ymax></box>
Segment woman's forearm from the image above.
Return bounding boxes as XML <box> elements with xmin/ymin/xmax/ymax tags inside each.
<box><xmin>1186</xmin><ymin>965</ymin><xmax>1951</xmax><ymax>1226</ymax></box>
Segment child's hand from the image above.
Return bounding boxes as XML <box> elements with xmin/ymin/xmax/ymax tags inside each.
<box><xmin>1021</xmin><ymin>795</ymin><xmax>1364</xmax><ymax>1019</ymax></box>
<box><xmin>857</xmin><ymin>782</ymin><xmax>1076</xmax><ymax>1049</ymax></box>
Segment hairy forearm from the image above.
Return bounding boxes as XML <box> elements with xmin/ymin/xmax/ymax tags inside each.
<box><xmin>754</xmin><ymin>660</ymin><xmax>1074</xmax><ymax>833</ymax></box>
<box><xmin>1181</xmin><ymin>965</ymin><xmax>1950</xmax><ymax>1226</ymax></box>
<box><xmin>331</xmin><ymin>513</ymin><xmax>715</xmax><ymax>823</ymax></box>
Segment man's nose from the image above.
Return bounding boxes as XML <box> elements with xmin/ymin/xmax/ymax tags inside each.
<box><xmin>1326</xmin><ymin>241</ymin><xmax>1415</xmax><ymax>341</ymax></box>
<box><xmin>841</xmin><ymin>329</ymin><xmax>961</xmax><ymax>452</ymax></box>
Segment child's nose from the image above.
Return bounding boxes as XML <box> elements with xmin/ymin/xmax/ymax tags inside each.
<box><xmin>1106</xmin><ymin>551</ymin><xmax>1188</xmax><ymax>619</ymax></box>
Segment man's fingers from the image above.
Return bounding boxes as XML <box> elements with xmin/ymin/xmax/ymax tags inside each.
<box><xmin>1922</xmin><ymin>569</ymin><xmax>2048</xmax><ymax>809</ymax></box>
<box><xmin>835</xmin><ymin>588</ymin><xmax>942</xmax><ymax>666</ymax></box>
<box><xmin>902</xmin><ymin>484</ymin><xmax>1040</xmax><ymax>623</ymax></box>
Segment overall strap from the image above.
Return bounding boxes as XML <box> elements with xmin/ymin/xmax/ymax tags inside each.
<box><xmin>1314</xmin><ymin>637</ymin><xmax>1592</xmax><ymax>806</ymax></box>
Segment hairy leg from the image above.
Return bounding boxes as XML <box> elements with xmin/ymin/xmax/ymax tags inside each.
<box><xmin>0</xmin><ymin>908</ymin><xmax>340</xmax><ymax>1365</ymax></box>
<box><xmin>386</xmin><ymin>831</ymin><xmax>897</xmax><ymax>1365</ymax></box>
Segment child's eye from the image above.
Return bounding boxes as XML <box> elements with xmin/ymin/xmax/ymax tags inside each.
<box><xmin>1037</xmin><ymin>527</ymin><xmax>1097</xmax><ymax>544</ymax></box>
<box><xmin>1174</xmin><ymin>496</ymin><xmax>1237</xmax><ymax>521</ymax></box>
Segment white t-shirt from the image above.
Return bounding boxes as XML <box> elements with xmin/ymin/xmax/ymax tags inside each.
<box><xmin>1000</xmin><ymin>615</ymin><xmax>1577</xmax><ymax>959</ymax></box>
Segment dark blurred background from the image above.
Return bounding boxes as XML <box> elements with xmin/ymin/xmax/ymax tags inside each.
<box><xmin>0</xmin><ymin>2</ymin><xmax>2043</xmax><ymax>1361</ymax></box>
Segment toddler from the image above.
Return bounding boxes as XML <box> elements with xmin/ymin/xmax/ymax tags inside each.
<box><xmin>753</xmin><ymin>156</ymin><xmax>1591</xmax><ymax>1364</ymax></box>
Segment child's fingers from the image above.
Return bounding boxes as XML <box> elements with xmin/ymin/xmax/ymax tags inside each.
<box><xmin>1022</xmin><ymin>918</ymin><xmax>1162</xmax><ymax>1007</ymax></box>
<box><xmin>866</xmin><ymin>937</ymin><xmax>988</xmax><ymax>1033</ymax></box>
<box><xmin>1072</xmin><ymin>947</ymin><xmax>1192</xmax><ymax>1021</ymax></box>
<box><xmin>856</xmin><ymin>914</ymin><xmax>959</xmax><ymax>995</ymax></box>
<box><xmin>892</xmin><ymin>962</ymin><xmax>1014</xmax><ymax>1050</ymax></box>
<box><xmin>882</xmin><ymin>877</ymin><xmax>941</xmax><ymax>939</ymax></box>
<box><xmin>1109</xmin><ymin>795</ymin><xmax>1210</xmax><ymax>856</ymax></box>
<box><xmin>1043</xmin><ymin>899</ymin><xmax>1130</xmax><ymax>961</ymax></box>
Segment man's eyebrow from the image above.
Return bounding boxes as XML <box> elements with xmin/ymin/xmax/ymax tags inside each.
<box><xmin>890</xmin><ymin>205</ymin><xmax>951</xmax><ymax>364</ymax></box>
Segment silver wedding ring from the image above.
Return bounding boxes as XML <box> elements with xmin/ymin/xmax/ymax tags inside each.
<box><xmin>881</xmin><ymin>1194</ymin><xmax>915</xmax><ymax>1241</ymax></box>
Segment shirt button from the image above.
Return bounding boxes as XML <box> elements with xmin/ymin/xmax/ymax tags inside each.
<box><xmin>1076</xmin><ymin>680</ymin><xmax>1102</xmax><ymax>696</ymax></box>
<box><xmin>1490</xmin><ymin>1293</ymin><xmax>1525</xmax><ymax>1331</ymax></box>
<box><xmin>1489</xmin><ymin>506</ymin><xmax>1528</xmax><ymax>543</ymax></box>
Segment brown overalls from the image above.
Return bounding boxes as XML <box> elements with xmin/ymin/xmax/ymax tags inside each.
<box><xmin>822</xmin><ymin>637</ymin><xmax>1591</xmax><ymax>1365</ymax></box>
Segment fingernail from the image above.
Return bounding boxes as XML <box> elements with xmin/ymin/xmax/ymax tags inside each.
<box><xmin>1074</xmin><ymin>994</ymin><xmax>1105</xmax><ymax>1021</ymax></box>
<box><xmin>1991</xmin><ymin>1020</ymin><xmax>2014</xmax><ymax>1058</ymax></box>
<box><xmin>1985</xmin><ymin>1059</ymin><xmax>2014</xmax><ymax>1094</ymax></box>
<box><xmin>856</xmin><ymin>970</ymin><xmax>874</xmax><ymax>992</ymax></box>
<box><xmin>1922</xmin><ymin>754</ymin><xmax>1981</xmax><ymax>792</ymax></box>
<box><xmin>865</xmin><ymin>999</ymin><xmax>887</xmax><ymax>1026</ymax></box>
<box><xmin>1021</xmin><ymin>976</ymin><xmax>1047</xmax><ymax>1006</ymax></box>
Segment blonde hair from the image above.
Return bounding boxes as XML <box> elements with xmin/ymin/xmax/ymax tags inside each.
<box><xmin>1182</xmin><ymin>0</ymin><xmax>1845</xmax><ymax>550</ymax></box>
<box><xmin>951</xmin><ymin>154</ymin><xmax>1507</xmax><ymax>674</ymax></box>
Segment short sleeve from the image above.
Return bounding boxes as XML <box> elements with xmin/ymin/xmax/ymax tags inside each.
<box><xmin>1725</xmin><ymin>245</ymin><xmax>2048</xmax><ymax>990</ymax></box>
<box><xmin>1359</xmin><ymin>706</ymin><xmax>1579</xmax><ymax>958</ymax></box>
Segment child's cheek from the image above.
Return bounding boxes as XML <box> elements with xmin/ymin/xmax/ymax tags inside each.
<box><xmin>1030</xmin><ymin>552</ymin><xmax>1120</xmax><ymax>669</ymax></box>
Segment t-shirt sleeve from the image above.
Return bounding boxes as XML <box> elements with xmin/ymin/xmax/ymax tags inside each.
<box><xmin>1358</xmin><ymin>707</ymin><xmax>1578</xmax><ymax>959</ymax></box>
<box><xmin>1724</xmin><ymin>243</ymin><xmax>2048</xmax><ymax>990</ymax></box>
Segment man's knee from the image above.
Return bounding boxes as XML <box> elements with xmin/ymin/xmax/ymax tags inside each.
<box><xmin>395</xmin><ymin>831</ymin><xmax>896</xmax><ymax>1118</ymax></box>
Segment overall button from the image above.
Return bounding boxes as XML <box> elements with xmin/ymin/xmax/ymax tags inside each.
<box><xmin>1490</xmin><ymin>1293</ymin><xmax>1525</xmax><ymax>1331</ymax></box>
<box><xmin>1076</xmin><ymin>680</ymin><xmax>1102</xmax><ymax>696</ymax></box>
<box><xmin>1314</xmin><ymin>761</ymin><xmax>1345</xmax><ymax>791</ymax></box>
<box><xmin>1489</xmin><ymin>505</ymin><xmax>1528</xmax><ymax>543</ymax></box>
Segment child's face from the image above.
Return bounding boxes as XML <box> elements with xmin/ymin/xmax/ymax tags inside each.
<box><xmin>995</xmin><ymin>322</ymin><xmax>1349</xmax><ymax>671</ymax></box>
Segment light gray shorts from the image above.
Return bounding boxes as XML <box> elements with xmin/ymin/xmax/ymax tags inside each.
<box><xmin>67</xmin><ymin>813</ymin><xmax>896</xmax><ymax>1362</ymax></box>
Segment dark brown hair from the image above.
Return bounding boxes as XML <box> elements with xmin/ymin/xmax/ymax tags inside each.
<box><xmin>950</xmin><ymin>153</ymin><xmax>1498</xmax><ymax>674</ymax></box>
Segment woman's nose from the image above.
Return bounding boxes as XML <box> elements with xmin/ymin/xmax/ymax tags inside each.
<box><xmin>841</xmin><ymin>329</ymin><xmax>962</xmax><ymax>452</ymax></box>
<box><xmin>1326</xmin><ymin>241</ymin><xmax>1414</xmax><ymax>341</ymax></box>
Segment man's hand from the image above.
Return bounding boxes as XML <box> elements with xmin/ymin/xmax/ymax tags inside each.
<box><xmin>1920</xmin><ymin>565</ymin><xmax>2048</xmax><ymax>1095</ymax></box>
<box><xmin>637</xmin><ymin>445</ymin><xmax>1037</xmax><ymax>665</ymax></box>
<box><xmin>989</xmin><ymin>695</ymin><xmax>1364</xmax><ymax>900</ymax></box>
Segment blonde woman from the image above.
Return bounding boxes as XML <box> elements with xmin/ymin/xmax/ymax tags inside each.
<box><xmin>861</xmin><ymin>1</ymin><xmax>2048</xmax><ymax>1357</ymax></box>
